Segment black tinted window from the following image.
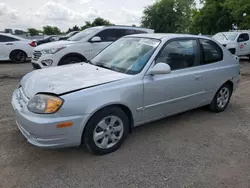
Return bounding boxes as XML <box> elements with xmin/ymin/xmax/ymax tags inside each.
<box><xmin>0</xmin><ymin>35</ymin><xmax>19</xmax><ymax>42</ymax></box>
<box><xmin>238</xmin><ymin>33</ymin><xmax>249</xmax><ymax>42</ymax></box>
<box><xmin>115</xmin><ymin>29</ymin><xmax>138</xmax><ymax>38</ymax></box>
<box><xmin>134</xmin><ymin>30</ymin><xmax>147</xmax><ymax>34</ymax></box>
<box><xmin>200</xmin><ymin>39</ymin><xmax>223</xmax><ymax>64</ymax></box>
<box><xmin>96</xmin><ymin>29</ymin><xmax>118</xmax><ymax>42</ymax></box>
<box><xmin>156</xmin><ymin>39</ymin><xmax>198</xmax><ymax>71</ymax></box>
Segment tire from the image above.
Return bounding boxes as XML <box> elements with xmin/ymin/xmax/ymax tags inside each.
<box><xmin>10</xmin><ymin>50</ymin><xmax>27</xmax><ymax>63</ymax></box>
<box><xmin>209</xmin><ymin>83</ymin><xmax>232</xmax><ymax>113</ymax></box>
<box><xmin>83</xmin><ymin>107</ymin><xmax>129</xmax><ymax>155</ymax></box>
<box><xmin>58</xmin><ymin>56</ymin><xmax>82</xmax><ymax>66</ymax></box>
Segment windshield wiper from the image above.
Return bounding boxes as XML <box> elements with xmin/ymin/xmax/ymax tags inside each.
<box><xmin>95</xmin><ymin>63</ymin><xmax>114</xmax><ymax>71</ymax></box>
<box><xmin>87</xmin><ymin>60</ymin><xmax>94</xmax><ymax>65</ymax></box>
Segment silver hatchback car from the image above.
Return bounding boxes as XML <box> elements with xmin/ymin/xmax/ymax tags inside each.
<box><xmin>12</xmin><ymin>34</ymin><xmax>240</xmax><ymax>154</ymax></box>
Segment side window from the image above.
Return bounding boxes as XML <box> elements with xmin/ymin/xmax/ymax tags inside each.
<box><xmin>134</xmin><ymin>30</ymin><xmax>147</xmax><ymax>34</ymax></box>
<box><xmin>156</xmin><ymin>39</ymin><xmax>198</xmax><ymax>71</ymax></box>
<box><xmin>237</xmin><ymin>33</ymin><xmax>249</xmax><ymax>42</ymax></box>
<box><xmin>95</xmin><ymin>29</ymin><xmax>117</xmax><ymax>42</ymax></box>
<box><xmin>116</xmin><ymin>29</ymin><xmax>136</xmax><ymax>39</ymax></box>
<box><xmin>200</xmin><ymin>39</ymin><xmax>223</xmax><ymax>64</ymax></box>
<box><xmin>0</xmin><ymin>35</ymin><xmax>19</xmax><ymax>42</ymax></box>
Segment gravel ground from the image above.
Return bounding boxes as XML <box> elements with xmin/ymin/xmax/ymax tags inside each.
<box><xmin>0</xmin><ymin>60</ymin><xmax>250</xmax><ymax>188</ymax></box>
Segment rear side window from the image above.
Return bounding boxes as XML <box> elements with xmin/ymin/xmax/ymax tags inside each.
<box><xmin>199</xmin><ymin>39</ymin><xmax>223</xmax><ymax>64</ymax></box>
<box><xmin>95</xmin><ymin>29</ymin><xmax>118</xmax><ymax>42</ymax></box>
<box><xmin>115</xmin><ymin>29</ymin><xmax>134</xmax><ymax>38</ymax></box>
<box><xmin>134</xmin><ymin>30</ymin><xmax>147</xmax><ymax>34</ymax></box>
<box><xmin>238</xmin><ymin>33</ymin><xmax>249</xmax><ymax>42</ymax></box>
<box><xmin>0</xmin><ymin>35</ymin><xmax>19</xmax><ymax>42</ymax></box>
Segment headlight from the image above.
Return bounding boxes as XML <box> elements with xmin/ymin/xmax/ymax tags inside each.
<box><xmin>41</xmin><ymin>47</ymin><xmax>66</xmax><ymax>54</ymax></box>
<box><xmin>27</xmin><ymin>94</ymin><xmax>64</xmax><ymax>114</ymax></box>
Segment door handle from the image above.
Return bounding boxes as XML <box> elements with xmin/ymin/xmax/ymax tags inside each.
<box><xmin>5</xmin><ymin>43</ymin><xmax>13</xmax><ymax>45</ymax></box>
<box><xmin>195</xmin><ymin>75</ymin><xmax>203</xmax><ymax>80</ymax></box>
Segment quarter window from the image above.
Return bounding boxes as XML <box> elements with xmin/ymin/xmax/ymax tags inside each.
<box><xmin>200</xmin><ymin>39</ymin><xmax>223</xmax><ymax>64</ymax></box>
<box><xmin>156</xmin><ymin>39</ymin><xmax>198</xmax><ymax>71</ymax></box>
<box><xmin>0</xmin><ymin>35</ymin><xmax>19</xmax><ymax>42</ymax></box>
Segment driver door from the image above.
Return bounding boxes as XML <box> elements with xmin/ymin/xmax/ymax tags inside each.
<box><xmin>237</xmin><ymin>33</ymin><xmax>250</xmax><ymax>56</ymax></box>
<box><xmin>143</xmin><ymin>38</ymin><xmax>206</xmax><ymax>122</ymax></box>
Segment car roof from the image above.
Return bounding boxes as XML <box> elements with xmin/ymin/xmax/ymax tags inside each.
<box><xmin>124</xmin><ymin>33</ymin><xmax>211</xmax><ymax>40</ymax></box>
<box><xmin>102</xmin><ymin>25</ymin><xmax>154</xmax><ymax>32</ymax></box>
<box><xmin>0</xmin><ymin>32</ymin><xmax>28</xmax><ymax>41</ymax></box>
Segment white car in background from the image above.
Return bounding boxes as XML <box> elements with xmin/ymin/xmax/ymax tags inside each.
<box><xmin>213</xmin><ymin>31</ymin><xmax>250</xmax><ymax>58</ymax></box>
<box><xmin>31</xmin><ymin>26</ymin><xmax>154</xmax><ymax>69</ymax></box>
<box><xmin>0</xmin><ymin>33</ymin><xmax>35</xmax><ymax>63</ymax></box>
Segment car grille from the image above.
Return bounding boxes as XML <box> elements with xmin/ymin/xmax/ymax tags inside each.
<box><xmin>33</xmin><ymin>51</ymin><xmax>42</xmax><ymax>61</ymax></box>
<box><xmin>15</xmin><ymin>87</ymin><xmax>29</xmax><ymax>108</ymax></box>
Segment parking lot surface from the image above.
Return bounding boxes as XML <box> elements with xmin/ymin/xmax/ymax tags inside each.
<box><xmin>0</xmin><ymin>60</ymin><xmax>250</xmax><ymax>188</ymax></box>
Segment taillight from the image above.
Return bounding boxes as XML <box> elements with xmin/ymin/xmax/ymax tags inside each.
<box><xmin>29</xmin><ymin>41</ymin><xmax>37</xmax><ymax>47</ymax></box>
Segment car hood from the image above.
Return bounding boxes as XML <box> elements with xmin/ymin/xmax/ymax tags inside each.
<box><xmin>34</xmin><ymin>40</ymin><xmax>77</xmax><ymax>50</ymax></box>
<box><xmin>214</xmin><ymin>39</ymin><xmax>235</xmax><ymax>45</ymax></box>
<box><xmin>21</xmin><ymin>63</ymin><xmax>131</xmax><ymax>98</ymax></box>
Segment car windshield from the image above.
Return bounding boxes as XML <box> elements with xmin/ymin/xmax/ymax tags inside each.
<box><xmin>213</xmin><ymin>32</ymin><xmax>238</xmax><ymax>41</ymax></box>
<box><xmin>91</xmin><ymin>37</ymin><xmax>160</xmax><ymax>75</ymax></box>
<box><xmin>66</xmin><ymin>32</ymin><xmax>76</xmax><ymax>37</ymax></box>
<box><xmin>68</xmin><ymin>28</ymin><xmax>99</xmax><ymax>41</ymax></box>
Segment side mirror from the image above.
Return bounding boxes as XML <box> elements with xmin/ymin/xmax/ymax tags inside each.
<box><xmin>149</xmin><ymin>63</ymin><xmax>171</xmax><ymax>75</ymax></box>
<box><xmin>90</xmin><ymin>36</ymin><xmax>101</xmax><ymax>43</ymax></box>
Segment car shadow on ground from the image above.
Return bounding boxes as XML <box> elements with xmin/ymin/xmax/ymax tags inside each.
<box><xmin>12</xmin><ymin>106</ymin><xmax>211</xmax><ymax>157</ymax></box>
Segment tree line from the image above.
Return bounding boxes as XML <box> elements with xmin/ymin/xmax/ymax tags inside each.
<box><xmin>2</xmin><ymin>0</ymin><xmax>250</xmax><ymax>36</ymax></box>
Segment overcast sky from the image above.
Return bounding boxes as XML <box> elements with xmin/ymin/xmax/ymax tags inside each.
<box><xmin>0</xmin><ymin>0</ymin><xmax>200</xmax><ymax>32</ymax></box>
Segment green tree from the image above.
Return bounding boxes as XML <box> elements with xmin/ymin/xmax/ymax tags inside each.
<box><xmin>43</xmin><ymin>26</ymin><xmax>61</xmax><ymax>35</ymax></box>
<box><xmin>14</xmin><ymin>29</ymin><xmax>25</xmax><ymax>35</ymax></box>
<box><xmin>4</xmin><ymin>28</ymin><xmax>13</xmax><ymax>34</ymax></box>
<box><xmin>190</xmin><ymin>0</ymin><xmax>233</xmax><ymax>35</ymax></box>
<box><xmin>91</xmin><ymin>17</ymin><xmax>112</xmax><ymax>26</ymax></box>
<box><xmin>141</xmin><ymin>0</ymin><xmax>194</xmax><ymax>33</ymax></box>
<box><xmin>27</xmin><ymin>28</ymin><xmax>39</xmax><ymax>36</ymax></box>
<box><xmin>224</xmin><ymin>0</ymin><xmax>250</xmax><ymax>29</ymax></box>
<box><xmin>80</xmin><ymin>18</ymin><xmax>112</xmax><ymax>30</ymax></box>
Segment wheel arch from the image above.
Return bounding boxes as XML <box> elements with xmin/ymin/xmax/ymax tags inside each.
<box><xmin>9</xmin><ymin>49</ymin><xmax>28</xmax><ymax>59</ymax></box>
<box><xmin>223</xmin><ymin>80</ymin><xmax>234</xmax><ymax>91</ymax></box>
<box><xmin>81</xmin><ymin>103</ymin><xmax>134</xmax><ymax>144</ymax></box>
<box><xmin>58</xmin><ymin>53</ymin><xmax>87</xmax><ymax>65</ymax></box>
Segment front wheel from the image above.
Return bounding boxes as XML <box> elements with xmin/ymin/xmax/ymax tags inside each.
<box><xmin>209</xmin><ymin>83</ymin><xmax>232</xmax><ymax>112</ymax></box>
<box><xmin>83</xmin><ymin>107</ymin><xmax>129</xmax><ymax>155</ymax></box>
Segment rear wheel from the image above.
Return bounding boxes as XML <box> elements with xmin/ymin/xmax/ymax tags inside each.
<box><xmin>83</xmin><ymin>107</ymin><xmax>129</xmax><ymax>155</ymax></box>
<box><xmin>209</xmin><ymin>83</ymin><xmax>232</xmax><ymax>112</ymax></box>
<box><xmin>58</xmin><ymin>56</ymin><xmax>82</xmax><ymax>66</ymax></box>
<box><xmin>10</xmin><ymin>50</ymin><xmax>27</xmax><ymax>63</ymax></box>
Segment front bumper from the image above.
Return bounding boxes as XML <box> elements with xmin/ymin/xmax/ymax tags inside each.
<box><xmin>32</xmin><ymin>63</ymin><xmax>41</xmax><ymax>69</ymax></box>
<box><xmin>11</xmin><ymin>89</ymin><xmax>89</xmax><ymax>148</ymax></box>
<box><xmin>31</xmin><ymin>53</ymin><xmax>61</xmax><ymax>69</ymax></box>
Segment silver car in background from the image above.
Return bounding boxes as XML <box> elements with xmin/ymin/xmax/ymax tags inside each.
<box><xmin>12</xmin><ymin>34</ymin><xmax>240</xmax><ymax>155</ymax></box>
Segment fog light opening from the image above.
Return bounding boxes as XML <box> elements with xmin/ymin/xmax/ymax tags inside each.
<box><xmin>41</xmin><ymin>59</ymin><xmax>53</xmax><ymax>66</ymax></box>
